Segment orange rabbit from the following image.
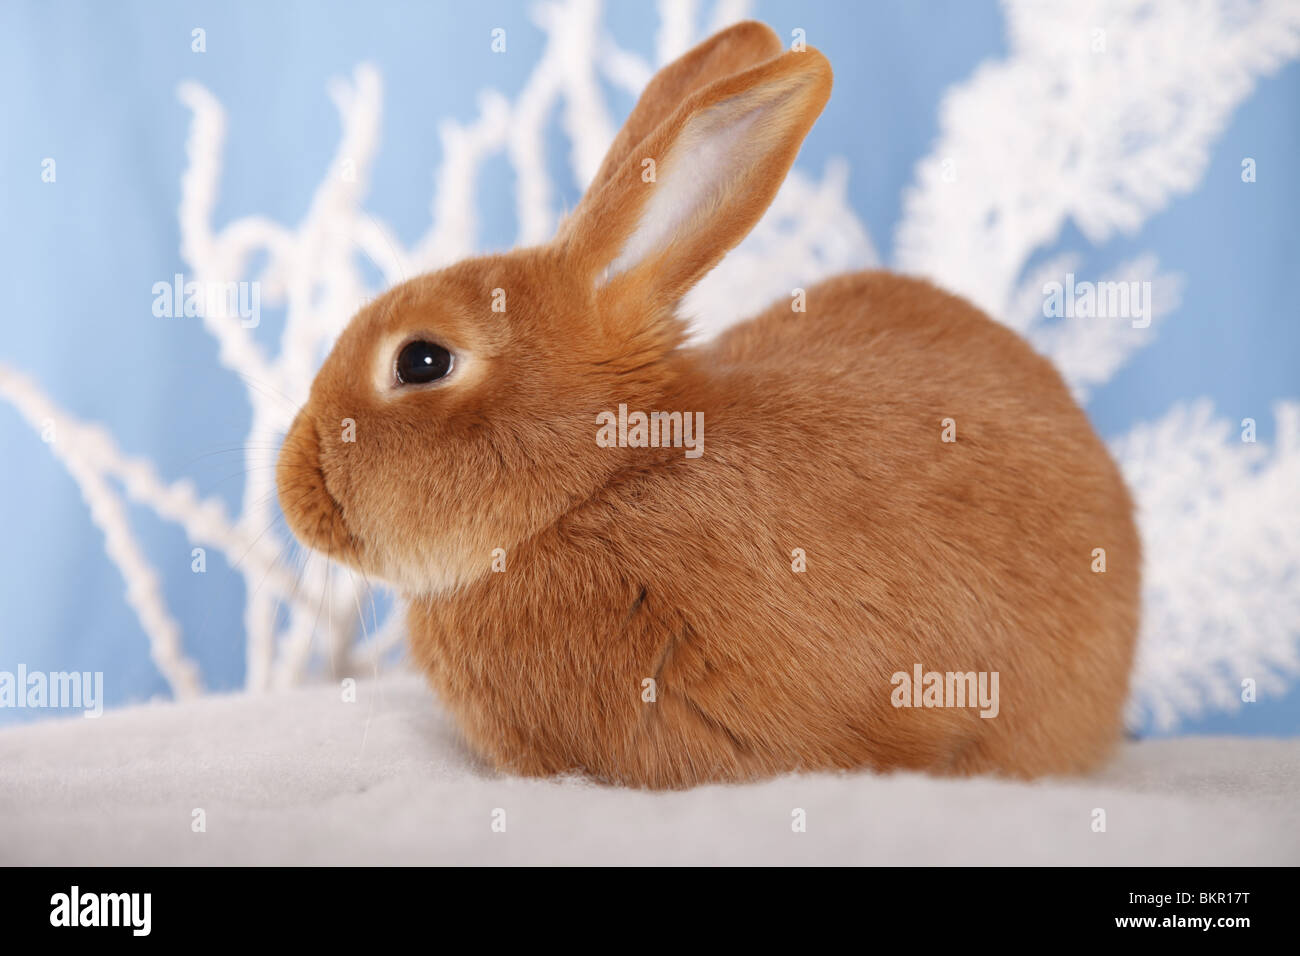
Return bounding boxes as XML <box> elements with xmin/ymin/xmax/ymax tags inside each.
<box><xmin>278</xmin><ymin>21</ymin><xmax>1140</xmax><ymax>788</ymax></box>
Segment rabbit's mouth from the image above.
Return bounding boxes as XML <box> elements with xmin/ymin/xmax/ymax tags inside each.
<box><xmin>276</xmin><ymin>410</ymin><xmax>497</xmax><ymax>598</ymax></box>
<box><xmin>277</xmin><ymin>413</ymin><xmax>363</xmax><ymax>567</ymax></box>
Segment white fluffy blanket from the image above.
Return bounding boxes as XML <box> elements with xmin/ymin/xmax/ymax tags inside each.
<box><xmin>2</xmin><ymin>675</ymin><xmax>1296</xmax><ymax>865</ymax></box>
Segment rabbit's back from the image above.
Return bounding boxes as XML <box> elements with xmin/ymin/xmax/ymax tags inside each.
<box><xmin>667</xmin><ymin>269</ymin><xmax>1141</xmax><ymax>776</ymax></box>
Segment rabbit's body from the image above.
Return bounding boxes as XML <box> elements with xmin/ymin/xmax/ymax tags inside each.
<box><xmin>409</xmin><ymin>270</ymin><xmax>1140</xmax><ymax>787</ymax></box>
<box><xmin>280</xmin><ymin>22</ymin><xmax>1141</xmax><ymax>789</ymax></box>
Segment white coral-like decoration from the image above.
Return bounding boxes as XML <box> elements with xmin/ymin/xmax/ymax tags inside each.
<box><xmin>1116</xmin><ymin>402</ymin><xmax>1300</xmax><ymax>729</ymax></box>
<box><xmin>896</xmin><ymin>0</ymin><xmax>1300</xmax><ymax>320</ymax></box>
<box><xmin>2</xmin><ymin>0</ymin><xmax>1298</xmax><ymax>731</ymax></box>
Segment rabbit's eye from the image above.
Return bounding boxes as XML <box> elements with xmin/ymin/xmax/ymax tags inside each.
<box><xmin>395</xmin><ymin>340</ymin><xmax>453</xmax><ymax>385</ymax></box>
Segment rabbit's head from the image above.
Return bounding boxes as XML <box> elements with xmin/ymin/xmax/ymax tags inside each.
<box><xmin>278</xmin><ymin>22</ymin><xmax>831</xmax><ymax>595</ymax></box>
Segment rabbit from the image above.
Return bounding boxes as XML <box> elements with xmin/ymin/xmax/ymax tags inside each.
<box><xmin>277</xmin><ymin>20</ymin><xmax>1141</xmax><ymax>789</ymax></box>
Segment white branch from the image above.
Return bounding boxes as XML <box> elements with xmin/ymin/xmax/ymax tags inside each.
<box><xmin>0</xmin><ymin>365</ymin><xmax>202</xmax><ymax>697</ymax></box>
<box><xmin>1117</xmin><ymin>400</ymin><xmax>1300</xmax><ymax>729</ymax></box>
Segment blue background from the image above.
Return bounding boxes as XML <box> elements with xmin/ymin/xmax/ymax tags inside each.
<box><xmin>1</xmin><ymin>0</ymin><xmax>1297</xmax><ymax>733</ymax></box>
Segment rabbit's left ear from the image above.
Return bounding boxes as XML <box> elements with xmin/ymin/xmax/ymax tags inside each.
<box><xmin>561</xmin><ymin>20</ymin><xmax>783</xmax><ymax>232</ymax></box>
<box><xmin>562</xmin><ymin>47</ymin><xmax>832</xmax><ymax>310</ymax></box>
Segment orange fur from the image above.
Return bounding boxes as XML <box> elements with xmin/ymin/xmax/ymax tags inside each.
<box><xmin>278</xmin><ymin>22</ymin><xmax>1140</xmax><ymax>788</ymax></box>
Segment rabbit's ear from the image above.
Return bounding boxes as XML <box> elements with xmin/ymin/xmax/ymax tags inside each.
<box><xmin>564</xmin><ymin>21</ymin><xmax>783</xmax><ymax>225</ymax></box>
<box><xmin>562</xmin><ymin>46</ymin><xmax>831</xmax><ymax>310</ymax></box>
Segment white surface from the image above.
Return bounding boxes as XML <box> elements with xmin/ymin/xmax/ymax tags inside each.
<box><xmin>2</xmin><ymin>674</ymin><xmax>1297</xmax><ymax>865</ymax></box>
